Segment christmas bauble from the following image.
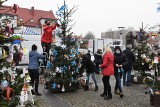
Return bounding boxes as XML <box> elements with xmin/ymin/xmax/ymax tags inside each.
<box><xmin>57</xmin><ymin>84</ymin><xmax>60</xmax><ymax>88</ymax></box>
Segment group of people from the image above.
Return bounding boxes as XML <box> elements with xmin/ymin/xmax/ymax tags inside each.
<box><xmin>81</xmin><ymin>44</ymin><xmax>135</xmax><ymax>100</ymax></box>
<box><xmin>26</xmin><ymin>19</ymin><xmax>135</xmax><ymax>99</ymax></box>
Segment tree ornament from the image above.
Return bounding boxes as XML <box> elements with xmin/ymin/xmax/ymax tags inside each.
<box><xmin>61</xmin><ymin>44</ymin><xmax>66</xmax><ymax>49</ymax></box>
<box><xmin>2</xmin><ymin>87</ymin><xmax>14</xmax><ymax>101</ymax></box>
<box><xmin>57</xmin><ymin>84</ymin><xmax>60</xmax><ymax>88</ymax></box>
<box><xmin>61</xmin><ymin>85</ymin><xmax>65</xmax><ymax>92</ymax></box>
<box><xmin>1</xmin><ymin>80</ymin><xmax>8</xmax><ymax>90</ymax></box>
<box><xmin>52</xmin><ymin>83</ymin><xmax>57</xmax><ymax>89</ymax></box>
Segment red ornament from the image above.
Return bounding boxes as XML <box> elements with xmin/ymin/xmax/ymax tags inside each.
<box><xmin>2</xmin><ymin>87</ymin><xmax>14</xmax><ymax>101</ymax></box>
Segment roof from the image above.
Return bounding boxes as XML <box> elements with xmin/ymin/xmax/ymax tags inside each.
<box><xmin>0</xmin><ymin>5</ymin><xmax>57</xmax><ymax>27</ymax></box>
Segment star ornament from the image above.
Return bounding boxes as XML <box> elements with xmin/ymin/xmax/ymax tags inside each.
<box><xmin>52</xmin><ymin>83</ymin><xmax>57</xmax><ymax>89</ymax></box>
<box><xmin>61</xmin><ymin>44</ymin><xmax>66</xmax><ymax>49</ymax></box>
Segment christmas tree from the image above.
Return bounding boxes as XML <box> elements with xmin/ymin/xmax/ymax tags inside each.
<box><xmin>44</xmin><ymin>1</ymin><xmax>80</xmax><ymax>93</ymax></box>
<box><xmin>0</xmin><ymin>2</ymin><xmax>35</xmax><ymax>106</ymax></box>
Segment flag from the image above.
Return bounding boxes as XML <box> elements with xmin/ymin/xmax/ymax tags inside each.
<box><xmin>23</xmin><ymin>28</ymin><xmax>39</xmax><ymax>35</ymax></box>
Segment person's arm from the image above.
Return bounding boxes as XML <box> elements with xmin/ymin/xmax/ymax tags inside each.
<box><xmin>42</xmin><ymin>25</ymin><xmax>50</xmax><ymax>30</ymax></box>
<box><xmin>99</xmin><ymin>54</ymin><xmax>108</xmax><ymax>68</ymax></box>
<box><xmin>38</xmin><ymin>53</ymin><xmax>45</xmax><ymax>59</ymax></box>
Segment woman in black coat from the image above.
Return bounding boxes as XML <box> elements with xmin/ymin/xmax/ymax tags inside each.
<box><xmin>81</xmin><ymin>54</ymin><xmax>98</xmax><ymax>91</ymax></box>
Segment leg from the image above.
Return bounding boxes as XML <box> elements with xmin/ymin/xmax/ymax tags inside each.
<box><xmin>123</xmin><ymin>69</ymin><xmax>127</xmax><ymax>85</ymax></box>
<box><xmin>84</xmin><ymin>72</ymin><xmax>90</xmax><ymax>91</ymax></box>
<box><xmin>102</xmin><ymin>76</ymin><xmax>107</xmax><ymax>96</ymax></box>
<box><xmin>126</xmin><ymin>70</ymin><xmax>132</xmax><ymax>85</ymax></box>
<box><xmin>28</xmin><ymin>69</ymin><xmax>34</xmax><ymax>87</ymax></box>
<box><xmin>91</xmin><ymin>72</ymin><xmax>98</xmax><ymax>91</ymax></box>
<box><xmin>115</xmin><ymin>74</ymin><xmax>122</xmax><ymax>92</ymax></box>
<box><xmin>91</xmin><ymin>72</ymin><xmax>97</xmax><ymax>86</ymax></box>
<box><xmin>104</xmin><ymin>76</ymin><xmax>112</xmax><ymax>100</ymax></box>
<box><xmin>33</xmin><ymin>69</ymin><xmax>41</xmax><ymax>96</ymax></box>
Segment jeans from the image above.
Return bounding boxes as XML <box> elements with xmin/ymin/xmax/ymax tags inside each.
<box><xmin>123</xmin><ymin>69</ymin><xmax>131</xmax><ymax>85</ymax></box>
<box><xmin>102</xmin><ymin>76</ymin><xmax>112</xmax><ymax>96</ymax></box>
<box><xmin>114</xmin><ymin>73</ymin><xmax>122</xmax><ymax>92</ymax></box>
<box><xmin>28</xmin><ymin>69</ymin><xmax>39</xmax><ymax>92</ymax></box>
<box><xmin>86</xmin><ymin>72</ymin><xmax>97</xmax><ymax>87</ymax></box>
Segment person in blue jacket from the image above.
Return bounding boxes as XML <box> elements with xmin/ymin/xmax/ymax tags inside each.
<box><xmin>28</xmin><ymin>44</ymin><xmax>45</xmax><ymax>96</ymax></box>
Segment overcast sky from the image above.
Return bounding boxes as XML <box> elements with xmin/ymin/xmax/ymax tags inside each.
<box><xmin>3</xmin><ymin>0</ymin><xmax>160</xmax><ymax>38</ymax></box>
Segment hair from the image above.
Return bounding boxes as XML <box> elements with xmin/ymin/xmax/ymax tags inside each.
<box><xmin>45</xmin><ymin>20</ymin><xmax>50</xmax><ymax>24</ymax></box>
<box><xmin>102</xmin><ymin>46</ymin><xmax>112</xmax><ymax>56</ymax></box>
<box><xmin>32</xmin><ymin>44</ymin><xmax>37</xmax><ymax>51</ymax></box>
<box><xmin>126</xmin><ymin>44</ymin><xmax>132</xmax><ymax>49</ymax></box>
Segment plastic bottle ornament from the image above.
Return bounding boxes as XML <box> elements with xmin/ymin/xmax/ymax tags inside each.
<box><xmin>22</xmin><ymin>84</ymin><xmax>27</xmax><ymax>93</ymax></box>
<box><xmin>25</xmin><ymin>74</ymin><xmax>31</xmax><ymax>83</ymax></box>
<box><xmin>1</xmin><ymin>80</ymin><xmax>8</xmax><ymax>90</ymax></box>
<box><xmin>61</xmin><ymin>85</ymin><xmax>65</xmax><ymax>92</ymax></box>
<box><xmin>133</xmin><ymin>77</ymin><xmax>138</xmax><ymax>82</ymax></box>
<box><xmin>20</xmin><ymin>91</ymin><xmax>28</xmax><ymax>103</ymax></box>
<box><xmin>2</xmin><ymin>87</ymin><xmax>14</xmax><ymax>101</ymax></box>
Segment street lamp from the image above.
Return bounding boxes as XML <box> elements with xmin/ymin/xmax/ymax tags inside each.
<box><xmin>19</xmin><ymin>18</ymin><xmax>34</xmax><ymax>25</ymax></box>
<box><xmin>118</xmin><ymin>27</ymin><xmax>125</xmax><ymax>45</ymax></box>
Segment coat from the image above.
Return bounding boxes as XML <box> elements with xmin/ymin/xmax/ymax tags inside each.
<box><xmin>123</xmin><ymin>48</ymin><xmax>135</xmax><ymax>70</ymax></box>
<box><xmin>114</xmin><ymin>46</ymin><xmax>128</xmax><ymax>74</ymax></box>
<box><xmin>28</xmin><ymin>51</ymin><xmax>45</xmax><ymax>69</ymax></box>
<box><xmin>41</xmin><ymin>25</ymin><xmax>56</xmax><ymax>43</ymax></box>
<box><xmin>81</xmin><ymin>57</ymin><xmax>96</xmax><ymax>74</ymax></box>
<box><xmin>99</xmin><ymin>52</ymin><xmax>114</xmax><ymax>76</ymax></box>
<box><xmin>94</xmin><ymin>52</ymin><xmax>102</xmax><ymax>64</ymax></box>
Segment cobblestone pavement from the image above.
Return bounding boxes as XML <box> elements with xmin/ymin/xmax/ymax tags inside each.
<box><xmin>35</xmin><ymin>74</ymin><xmax>152</xmax><ymax>107</ymax></box>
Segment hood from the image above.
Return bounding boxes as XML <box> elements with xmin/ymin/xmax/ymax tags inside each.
<box><xmin>114</xmin><ymin>46</ymin><xmax>122</xmax><ymax>55</ymax></box>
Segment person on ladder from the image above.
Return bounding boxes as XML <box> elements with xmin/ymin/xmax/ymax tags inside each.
<box><xmin>41</xmin><ymin>19</ymin><xmax>59</xmax><ymax>70</ymax></box>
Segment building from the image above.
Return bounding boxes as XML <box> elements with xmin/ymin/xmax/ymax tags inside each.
<box><xmin>0</xmin><ymin>5</ymin><xmax>57</xmax><ymax>35</ymax></box>
<box><xmin>101</xmin><ymin>29</ymin><xmax>127</xmax><ymax>46</ymax></box>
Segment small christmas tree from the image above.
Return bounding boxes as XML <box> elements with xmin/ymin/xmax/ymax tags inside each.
<box><xmin>44</xmin><ymin>1</ymin><xmax>80</xmax><ymax>93</ymax></box>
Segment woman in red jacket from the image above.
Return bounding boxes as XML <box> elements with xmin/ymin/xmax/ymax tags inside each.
<box><xmin>99</xmin><ymin>46</ymin><xmax>114</xmax><ymax>100</ymax></box>
<box><xmin>41</xmin><ymin>20</ymin><xmax>57</xmax><ymax>56</ymax></box>
<box><xmin>41</xmin><ymin>20</ymin><xmax>58</xmax><ymax>67</ymax></box>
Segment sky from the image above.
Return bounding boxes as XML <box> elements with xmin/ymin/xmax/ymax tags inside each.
<box><xmin>3</xmin><ymin>0</ymin><xmax>160</xmax><ymax>38</ymax></box>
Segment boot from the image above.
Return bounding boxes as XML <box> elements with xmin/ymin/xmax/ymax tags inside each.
<box><xmin>94</xmin><ymin>86</ymin><xmax>98</xmax><ymax>91</ymax></box>
<box><xmin>120</xmin><ymin>92</ymin><xmax>123</xmax><ymax>98</ymax></box>
<box><xmin>104</xmin><ymin>94</ymin><xmax>112</xmax><ymax>100</ymax></box>
<box><xmin>114</xmin><ymin>90</ymin><xmax>120</xmax><ymax>95</ymax></box>
<box><xmin>84</xmin><ymin>86</ymin><xmax>89</xmax><ymax>91</ymax></box>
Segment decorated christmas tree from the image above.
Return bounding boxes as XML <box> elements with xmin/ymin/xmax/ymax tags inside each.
<box><xmin>0</xmin><ymin>2</ymin><xmax>35</xmax><ymax>106</ymax></box>
<box><xmin>44</xmin><ymin>1</ymin><xmax>80</xmax><ymax>93</ymax></box>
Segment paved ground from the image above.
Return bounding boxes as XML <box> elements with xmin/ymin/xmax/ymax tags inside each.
<box><xmin>34</xmin><ymin>74</ymin><xmax>152</xmax><ymax>107</ymax></box>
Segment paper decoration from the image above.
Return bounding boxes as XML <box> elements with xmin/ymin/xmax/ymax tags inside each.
<box><xmin>53</xmin><ymin>49</ymin><xmax>58</xmax><ymax>56</ymax></box>
<box><xmin>52</xmin><ymin>83</ymin><xmax>57</xmax><ymax>89</ymax></box>
<box><xmin>23</xmin><ymin>47</ymin><xmax>29</xmax><ymax>55</ymax></box>
<box><xmin>61</xmin><ymin>44</ymin><xmax>66</xmax><ymax>49</ymax></box>
<box><xmin>71</xmin><ymin>60</ymin><xmax>76</xmax><ymax>66</ymax></box>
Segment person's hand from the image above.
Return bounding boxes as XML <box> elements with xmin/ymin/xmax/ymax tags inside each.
<box><xmin>116</xmin><ymin>64</ymin><xmax>119</xmax><ymax>67</ymax></box>
<box><xmin>119</xmin><ymin>64</ymin><xmax>123</xmax><ymax>67</ymax></box>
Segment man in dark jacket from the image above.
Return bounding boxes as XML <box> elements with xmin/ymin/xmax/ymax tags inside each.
<box><xmin>123</xmin><ymin>44</ymin><xmax>135</xmax><ymax>86</ymax></box>
<box><xmin>94</xmin><ymin>49</ymin><xmax>102</xmax><ymax>74</ymax></box>
<box><xmin>114</xmin><ymin>46</ymin><xmax>128</xmax><ymax>98</ymax></box>
<box><xmin>81</xmin><ymin>54</ymin><xmax>98</xmax><ymax>91</ymax></box>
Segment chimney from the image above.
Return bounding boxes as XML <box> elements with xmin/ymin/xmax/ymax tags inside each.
<box><xmin>31</xmin><ymin>6</ymin><xmax>34</xmax><ymax>16</ymax></box>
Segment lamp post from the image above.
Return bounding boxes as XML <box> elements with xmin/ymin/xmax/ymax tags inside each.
<box><xmin>118</xmin><ymin>27</ymin><xmax>125</xmax><ymax>45</ymax></box>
